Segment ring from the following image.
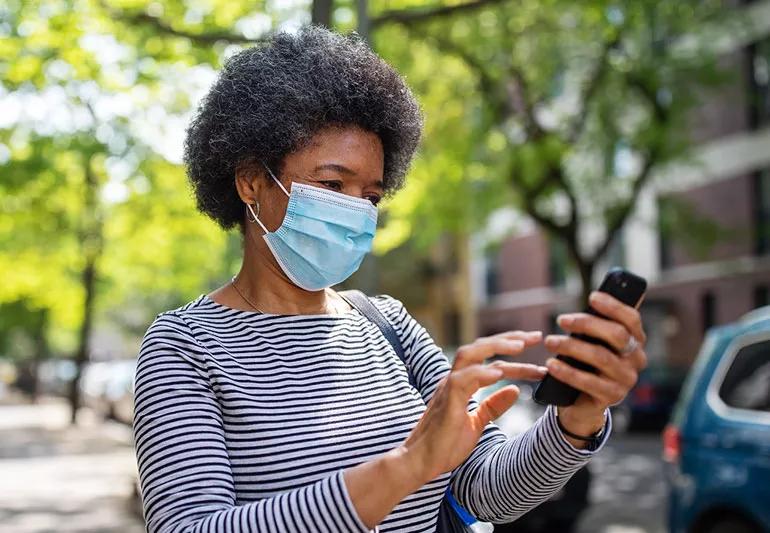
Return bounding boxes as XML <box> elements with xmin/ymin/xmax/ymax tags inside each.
<box><xmin>620</xmin><ymin>336</ymin><xmax>638</xmax><ymax>355</ymax></box>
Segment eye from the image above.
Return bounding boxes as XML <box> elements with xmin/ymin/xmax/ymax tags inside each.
<box><xmin>365</xmin><ymin>195</ymin><xmax>381</xmax><ymax>206</ymax></box>
<box><xmin>319</xmin><ymin>180</ymin><xmax>343</xmax><ymax>191</ymax></box>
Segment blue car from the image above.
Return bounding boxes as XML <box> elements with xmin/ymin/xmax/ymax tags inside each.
<box><xmin>664</xmin><ymin>306</ymin><xmax>770</xmax><ymax>533</ymax></box>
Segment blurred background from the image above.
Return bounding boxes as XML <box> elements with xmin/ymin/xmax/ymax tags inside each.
<box><xmin>1</xmin><ymin>0</ymin><xmax>769</xmax><ymax>532</ymax></box>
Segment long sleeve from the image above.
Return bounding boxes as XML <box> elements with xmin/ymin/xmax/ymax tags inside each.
<box><xmin>133</xmin><ymin>312</ymin><xmax>372</xmax><ymax>533</ymax></box>
<box><xmin>372</xmin><ymin>295</ymin><xmax>611</xmax><ymax>524</ymax></box>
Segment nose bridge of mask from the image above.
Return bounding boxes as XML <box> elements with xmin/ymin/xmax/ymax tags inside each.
<box><xmin>257</xmin><ymin>164</ymin><xmax>377</xmax><ymax>233</ymax></box>
<box><xmin>284</xmin><ymin>183</ymin><xmax>378</xmax><ymax>234</ymax></box>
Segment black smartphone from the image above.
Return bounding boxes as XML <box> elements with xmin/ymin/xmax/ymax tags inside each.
<box><xmin>533</xmin><ymin>267</ymin><xmax>648</xmax><ymax>406</ymax></box>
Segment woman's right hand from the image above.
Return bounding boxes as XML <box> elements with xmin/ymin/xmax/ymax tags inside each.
<box><xmin>400</xmin><ymin>331</ymin><xmax>546</xmax><ymax>484</ymax></box>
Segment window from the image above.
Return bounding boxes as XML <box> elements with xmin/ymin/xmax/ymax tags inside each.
<box><xmin>701</xmin><ymin>291</ymin><xmax>717</xmax><ymax>333</ymax></box>
<box><xmin>548</xmin><ymin>238</ymin><xmax>568</xmax><ymax>287</ymax></box>
<box><xmin>484</xmin><ymin>251</ymin><xmax>499</xmax><ymax>297</ymax></box>
<box><xmin>755</xmin><ymin>285</ymin><xmax>770</xmax><ymax>309</ymax></box>
<box><xmin>748</xmin><ymin>39</ymin><xmax>770</xmax><ymax>130</ymax></box>
<box><xmin>718</xmin><ymin>339</ymin><xmax>770</xmax><ymax>412</ymax></box>
<box><xmin>658</xmin><ymin>196</ymin><xmax>673</xmax><ymax>270</ymax></box>
<box><xmin>754</xmin><ymin>170</ymin><xmax>770</xmax><ymax>255</ymax></box>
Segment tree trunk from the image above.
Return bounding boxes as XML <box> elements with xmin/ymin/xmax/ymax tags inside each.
<box><xmin>312</xmin><ymin>0</ymin><xmax>333</xmax><ymax>27</ymax></box>
<box><xmin>68</xmin><ymin>156</ymin><xmax>102</xmax><ymax>425</ymax></box>
<box><xmin>356</xmin><ymin>0</ymin><xmax>370</xmax><ymax>42</ymax></box>
<box><xmin>68</xmin><ymin>258</ymin><xmax>97</xmax><ymax>424</ymax></box>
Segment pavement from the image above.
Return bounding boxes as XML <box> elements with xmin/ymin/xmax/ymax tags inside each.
<box><xmin>0</xmin><ymin>399</ymin><xmax>144</xmax><ymax>533</ymax></box>
<box><xmin>576</xmin><ymin>431</ymin><xmax>668</xmax><ymax>533</ymax></box>
<box><xmin>0</xmin><ymin>398</ymin><xmax>667</xmax><ymax>533</ymax></box>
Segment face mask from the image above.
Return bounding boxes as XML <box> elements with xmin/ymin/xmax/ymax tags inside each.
<box><xmin>247</xmin><ymin>166</ymin><xmax>378</xmax><ymax>292</ymax></box>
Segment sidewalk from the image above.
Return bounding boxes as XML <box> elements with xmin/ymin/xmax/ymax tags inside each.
<box><xmin>0</xmin><ymin>398</ymin><xmax>144</xmax><ymax>533</ymax></box>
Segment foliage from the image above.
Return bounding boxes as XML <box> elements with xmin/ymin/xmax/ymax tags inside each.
<box><xmin>0</xmin><ymin>0</ymin><xmax>241</xmax><ymax>357</ymax></box>
<box><xmin>371</xmin><ymin>0</ymin><xmax>732</xmax><ymax>299</ymax></box>
<box><xmin>0</xmin><ymin>0</ymin><xmax>741</xmax><ymax>366</ymax></box>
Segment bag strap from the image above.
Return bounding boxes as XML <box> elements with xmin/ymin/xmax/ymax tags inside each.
<box><xmin>338</xmin><ymin>290</ymin><xmax>418</xmax><ymax>391</ymax></box>
<box><xmin>340</xmin><ymin>290</ymin><xmax>480</xmax><ymax>529</ymax></box>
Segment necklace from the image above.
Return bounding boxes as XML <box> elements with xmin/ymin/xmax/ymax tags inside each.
<box><xmin>230</xmin><ymin>276</ymin><xmax>265</xmax><ymax>313</ymax></box>
<box><xmin>230</xmin><ymin>276</ymin><xmax>342</xmax><ymax>315</ymax></box>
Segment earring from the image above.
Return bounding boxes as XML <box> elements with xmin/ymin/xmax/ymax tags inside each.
<box><xmin>245</xmin><ymin>201</ymin><xmax>260</xmax><ymax>223</ymax></box>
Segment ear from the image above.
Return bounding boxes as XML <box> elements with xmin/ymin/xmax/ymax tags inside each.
<box><xmin>234</xmin><ymin>160</ymin><xmax>265</xmax><ymax>205</ymax></box>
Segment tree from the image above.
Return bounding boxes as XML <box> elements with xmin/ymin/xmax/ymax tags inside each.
<box><xmin>371</xmin><ymin>0</ymin><xmax>731</xmax><ymax>304</ymax></box>
<box><xmin>0</xmin><ymin>0</ymin><xmax>237</xmax><ymax>422</ymax></box>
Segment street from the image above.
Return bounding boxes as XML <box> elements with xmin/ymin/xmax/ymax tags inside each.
<box><xmin>0</xmin><ymin>401</ymin><xmax>667</xmax><ymax>533</ymax></box>
<box><xmin>577</xmin><ymin>432</ymin><xmax>667</xmax><ymax>533</ymax></box>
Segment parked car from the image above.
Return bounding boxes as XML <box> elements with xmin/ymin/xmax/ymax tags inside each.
<box><xmin>80</xmin><ymin>359</ymin><xmax>136</xmax><ymax>424</ymax></box>
<box><xmin>664</xmin><ymin>306</ymin><xmax>770</xmax><ymax>533</ymax></box>
<box><xmin>614</xmin><ymin>364</ymin><xmax>688</xmax><ymax>432</ymax></box>
<box><xmin>474</xmin><ymin>380</ymin><xmax>591</xmax><ymax>533</ymax></box>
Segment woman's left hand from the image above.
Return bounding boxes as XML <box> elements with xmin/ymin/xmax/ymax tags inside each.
<box><xmin>543</xmin><ymin>290</ymin><xmax>648</xmax><ymax>444</ymax></box>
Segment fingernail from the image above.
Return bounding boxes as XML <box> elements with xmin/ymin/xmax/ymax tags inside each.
<box><xmin>544</xmin><ymin>335</ymin><xmax>561</xmax><ymax>348</ymax></box>
<box><xmin>537</xmin><ymin>365</ymin><xmax>548</xmax><ymax>374</ymax></box>
<box><xmin>558</xmin><ymin>315</ymin><xmax>574</xmax><ymax>326</ymax></box>
<box><xmin>509</xmin><ymin>340</ymin><xmax>525</xmax><ymax>349</ymax></box>
<box><xmin>527</xmin><ymin>331</ymin><xmax>543</xmax><ymax>342</ymax></box>
<box><xmin>546</xmin><ymin>357</ymin><xmax>557</xmax><ymax>368</ymax></box>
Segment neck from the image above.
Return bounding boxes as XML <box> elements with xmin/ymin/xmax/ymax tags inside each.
<box><xmin>235</xmin><ymin>227</ymin><xmax>337</xmax><ymax>315</ymax></box>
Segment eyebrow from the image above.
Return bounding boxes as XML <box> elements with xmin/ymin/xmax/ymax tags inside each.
<box><xmin>313</xmin><ymin>164</ymin><xmax>384</xmax><ymax>188</ymax></box>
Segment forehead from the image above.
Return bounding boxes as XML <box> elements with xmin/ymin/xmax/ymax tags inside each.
<box><xmin>283</xmin><ymin>126</ymin><xmax>385</xmax><ymax>184</ymax></box>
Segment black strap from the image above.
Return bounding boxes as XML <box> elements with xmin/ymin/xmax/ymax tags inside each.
<box><xmin>339</xmin><ymin>290</ymin><xmax>418</xmax><ymax>391</ymax></box>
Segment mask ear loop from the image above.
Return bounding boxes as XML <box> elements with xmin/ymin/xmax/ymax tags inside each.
<box><xmin>245</xmin><ymin>202</ymin><xmax>269</xmax><ymax>234</ymax></box>
<box><xmin>261</xmin><ymin>162</ymin><xmax>290</xmax><ymax>197</ymax></box>
<box><xmin>246</xmin><ymin>163</ymin><xmax>288</xmax><ymax>234</ymax></box>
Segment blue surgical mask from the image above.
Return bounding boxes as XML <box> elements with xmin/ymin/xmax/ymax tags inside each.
<box><xmin>247</xmin><ymin>166</ymin><xmax>378</xmax><ymax>291</ymax></box>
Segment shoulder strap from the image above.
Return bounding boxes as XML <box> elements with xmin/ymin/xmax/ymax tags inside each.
<box><xmin>338</xmin><ymin>290</ymin><xmax>417</xmax><ymax>391</ymax></box>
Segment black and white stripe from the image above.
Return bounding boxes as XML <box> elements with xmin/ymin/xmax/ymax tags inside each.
<box><xmin>133</xmin><ymin>294</ymin><xmax>609</xmax><ymax>532</ymax></box>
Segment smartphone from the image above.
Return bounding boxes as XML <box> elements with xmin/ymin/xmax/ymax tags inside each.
<box><xmin>533</xmin><ymin>267</ymin><xmax>648</xmax><ymax>406</ymax></box>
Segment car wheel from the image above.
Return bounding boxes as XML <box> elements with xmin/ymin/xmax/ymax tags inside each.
<box><xmin>698</xmin><ymin>517</ymin><xmax>760</xmax><ymax>533</ymax></box>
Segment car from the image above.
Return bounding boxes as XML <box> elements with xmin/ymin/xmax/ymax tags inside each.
<box><xmin>474</xmin><ymin>380</ymin><xmax>591</xmax><ymax>533</ymax></box>
<box><xmin>615</xmin><ymin>364</ymin><xmax>688</xmax><ymax>432</ymax></box>
<box><xmin>80</xmin><ymin>359</ymin><xmax>136</xmax><ymax>425</ymax></box>
<box><xmin>664</xmin><ymin>306</ymin><xmax>770</xmax><ymax>533</ymax></box>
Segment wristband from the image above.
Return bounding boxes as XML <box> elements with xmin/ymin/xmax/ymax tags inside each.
<box><xmin>556</xmin><ymin>413</ymin><xmax>605</xmax><ymax>446</ymax></box>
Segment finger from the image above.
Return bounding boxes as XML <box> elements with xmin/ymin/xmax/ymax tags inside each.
<box><xmin>588</xmin><ymin>291</ymin><xmax>647</xmax><ymax>345</ymax></box>
<box><xmin>489</xmin><ymin>330</ymin><xmax>543</xmax><ymax>347</ymax></box>
<box><xmin>626</xmin><ymin>345</ymin><xmax>648</xmax><ymax>372</ymax></box>
<box><xmin>452</xmin><ymin>338</ymin><xmax>527</xmax><ymax>371</ymax></box>
<box><xmin>487</xmin><ymin>360</ymin><xmax>548</xmax><ymax>381</ymax></box>
<box><xmin>557</xmin><ymin>313</ymin><xmax>631</xmax><ymax>354</ymax></box>
<box><xmin>544</xmin><ymin>335</ymin><xmax>636</xmax><ymax>388</ymax></box>
<box><xmin>474</xmin><ymin>385</ymin><xmax>520</xmax><ymax>427</ymax></box>
<box><xmin>447</xmin><ymin>365</ymin><xmax>506</xmax><ymax>398</ymax></box>
<box><xmin>545</xmin><ymin>357</ymin><xmax>627</xmax><ymax>406</ymax></box>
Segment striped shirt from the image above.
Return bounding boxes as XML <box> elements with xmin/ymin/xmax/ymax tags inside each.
<box><xmin>133</xmin><ymin>293</ymin><xmax>610</xmax><ymax>533</ymax></box>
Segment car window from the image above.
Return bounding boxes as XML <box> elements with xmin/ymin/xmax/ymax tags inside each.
<box><xmin>718</xmin><ymin>339</ymin><xmax>770</xmax><ymax>412</ymax></box>
<box><xmin>671</xmin><ymin>330</ymin><xmax>720</xmax><ymax>425</ymax></box>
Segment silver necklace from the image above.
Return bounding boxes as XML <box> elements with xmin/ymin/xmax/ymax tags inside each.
<box><xmin>230</xmin><ymin>276</ymin><xmax>265</xmax><ymax>313</ymax></box>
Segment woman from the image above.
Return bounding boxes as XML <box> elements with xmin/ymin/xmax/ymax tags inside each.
<box><xmin>134</xmin><ymin>27</ymin><xmax>648</xmax><ymax>533</ymax></box>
